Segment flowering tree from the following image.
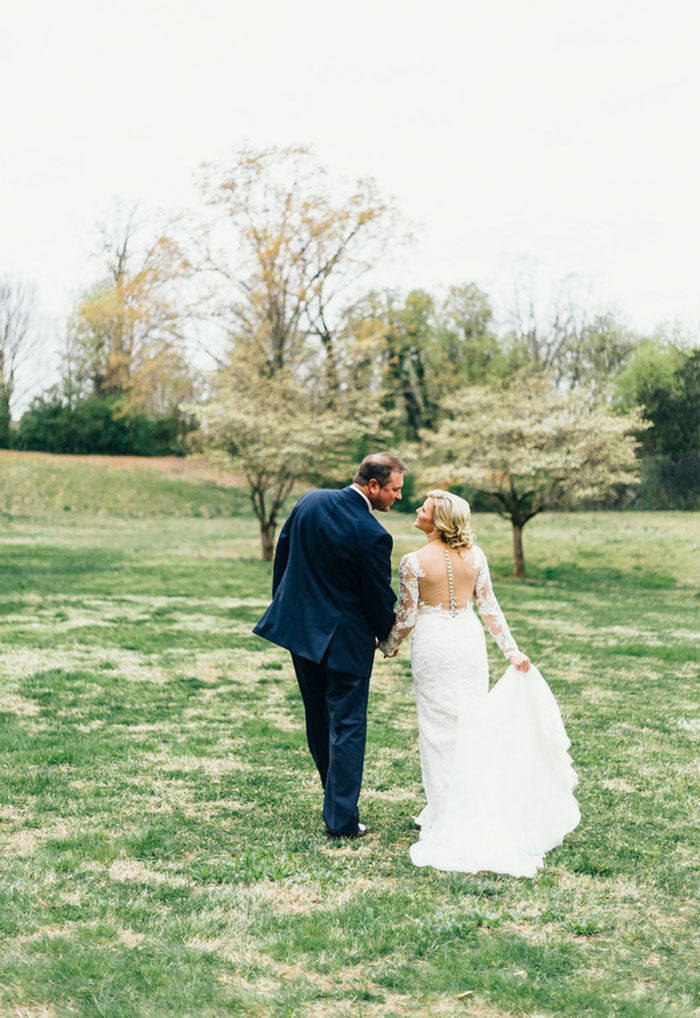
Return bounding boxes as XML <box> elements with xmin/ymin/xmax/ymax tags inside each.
<box><xmin>194</xmin><ymin>361</ymin><xmax>383</xmax><ymax>560</ymax></box>
<box><xmin>419</xmin><ymin>374</ymin><xmax>646</xmax><ymax>577</ymax></box>
<box><xmin>188</xmin><ymin>145</ymin><xmax>405</xmax><ymax>559</ymax></box>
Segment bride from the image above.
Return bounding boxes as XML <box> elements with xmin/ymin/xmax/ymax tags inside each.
<box><xmin>379</xmin><ymin>489</ymin><xmax>580</xmax><ymax>876</ymax></box>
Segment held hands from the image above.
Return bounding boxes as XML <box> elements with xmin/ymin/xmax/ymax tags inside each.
<box><xmin>375</xmin><ymin>640</ymin><xmax>399</xmax><ymax>659</ymax></box>
<box><xmin>510</xmin><ymin>651</ymin><xmax>531</xmax><ymax>672</ymax></box>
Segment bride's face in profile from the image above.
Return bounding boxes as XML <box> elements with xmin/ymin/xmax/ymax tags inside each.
<box><xmin>414</xmin><ymin>498</ymin><xmax>435</xmax><ymax>534</ymax></box>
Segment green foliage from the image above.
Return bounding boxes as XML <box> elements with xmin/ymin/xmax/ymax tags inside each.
<box><xmin>16</xmin><ymin>390</ymin><xmax>195</xmax><ymax>457</ymax></box>
<box><xmin>641</xmin><ymin>350</ymin><xmax>700</xmax><ymax>455</ymax></box>
<box><xmin>613</xmin><ymin>338</ymin><xmax>684</xmax><ymax>412</ymax></box>
<box><xmin>343</xmin><ymin>283</ymin><xmax>506</xmax><ymax>442</ymax></box>
<box><xmin>375</xmin><ymin>288</ymin><xmax>440</xmax><ymax>439</ymax></box>
<box><xmin>437</xmin><ymin>282</ymin><xmax>511</xmax><ymax>386</ymax></box>
<box><xmin>615</xmin><ymin>344</ymin><xmax>700</xmax><ymax>509</ymax></box>
<box><xmin>639</xmin><ymin>451</ymin><xmax>700</xmax><ymax>510</ymax></box>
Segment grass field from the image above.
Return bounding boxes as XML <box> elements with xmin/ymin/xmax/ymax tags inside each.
<box><xmin>1</xmin><ymin>453</ymin><xmax>700</xmax><ymax>1018</ymax></box>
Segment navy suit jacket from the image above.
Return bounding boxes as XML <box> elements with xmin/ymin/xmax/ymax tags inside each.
<box><xmin>253</xmin><ymin>486</ymin><xmax>397</xmax><ymax>677</ymax></box>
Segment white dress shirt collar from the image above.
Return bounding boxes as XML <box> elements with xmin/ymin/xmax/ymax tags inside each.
<box><xmin>351</xmin><ymin>483</ymin><xmax>373</xmax><ymax>511</ymax></box>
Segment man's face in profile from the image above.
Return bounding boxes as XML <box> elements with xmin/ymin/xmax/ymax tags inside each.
<box><xmin>369</xmin><ymin>470</ymin><xmax>404</xmax><ymax>512</ymax></box>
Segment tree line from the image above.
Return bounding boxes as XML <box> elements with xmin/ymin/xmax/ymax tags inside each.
<box><xmin>2</xmin><ymin>145</ymin><xmax>699</xmax><ymax>572</ymax></box>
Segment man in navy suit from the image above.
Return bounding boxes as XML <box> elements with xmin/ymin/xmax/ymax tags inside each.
<box><xmin>253</xmin><ymin>453</ymin><xmax>406</xmax><ymax>837</ymax></box>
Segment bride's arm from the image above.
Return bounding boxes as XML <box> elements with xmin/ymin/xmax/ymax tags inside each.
<box><xmin>378</xmin><ymin>553</ymin><xmax>420</xmax><ymax>657</ymax></box>
<box><xmin>474</xmin><ymin>548</ymin><xmax>530</xmax><ymax>670</ymax></box>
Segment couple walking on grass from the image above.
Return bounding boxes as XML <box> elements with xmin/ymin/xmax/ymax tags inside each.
<box><xmin>254</xmin><ymin>453</ymin><xmax>580</xmax><ymax>876</ymax></box>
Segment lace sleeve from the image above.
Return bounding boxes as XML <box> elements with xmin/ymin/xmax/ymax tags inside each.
<box><xmin>474</xmin><ymin>546</ymin><xmax>519</xmax><ymax>661</ymax></box>
<box><xmin>378</xmin><ymin>553</ymin><xmax>420</xmax><ymax>656</ymax></box>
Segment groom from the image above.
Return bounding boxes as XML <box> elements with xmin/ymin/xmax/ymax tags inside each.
<box><xmin>253</xmin><ymin>453</ymin><xmax>406</xmax><ymax>837</ymax></box>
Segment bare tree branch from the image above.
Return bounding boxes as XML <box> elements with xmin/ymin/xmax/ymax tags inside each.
<box><xmin>0</xmin><ymin>275</ymin><xmax>40</xmax><ymax>402</ymax></box>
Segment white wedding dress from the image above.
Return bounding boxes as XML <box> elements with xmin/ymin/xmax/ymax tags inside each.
<box><xmin>380</xmin><ymin>545</ymin><xmax>580</xmax><ymax>877</ymax></box>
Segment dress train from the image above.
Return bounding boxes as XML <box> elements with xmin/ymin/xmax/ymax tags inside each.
<box><xmin>410</xmin><ymin>664</ymin><xmax>580</xmax><ymax>877</ymax></box>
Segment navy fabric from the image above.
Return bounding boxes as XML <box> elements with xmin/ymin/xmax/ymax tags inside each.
<box><xmin>253</xmin><ymin>485</ymin><xmax>397</xmax><ymax>834</ymax></box>
<box><xmin>253</xmin><ymin>486</ymin><xmax>396</xmax><ymax>675</ymax></box>
<box><xmin>292</xmin><ymin>652</ymin><xmax>370</xmax><ymax>834</ymax></box>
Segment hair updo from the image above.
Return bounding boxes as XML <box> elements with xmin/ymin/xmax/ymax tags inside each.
<box><xmin>426</xmin><ymin>489</ymin><xmax>475</xmax><ymax>552</ymax></box>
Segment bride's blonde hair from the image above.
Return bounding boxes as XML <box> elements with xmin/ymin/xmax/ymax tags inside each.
<box><xmin>426</xmin><ymin>489</ymin><xmax>475</xmax><ymax>552</ymax></box>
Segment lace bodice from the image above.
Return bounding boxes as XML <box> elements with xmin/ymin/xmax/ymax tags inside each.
<box><xmin>379</xmin><ymin>545</ymin><xmax>519</xmax><ymax>660</ymax></box>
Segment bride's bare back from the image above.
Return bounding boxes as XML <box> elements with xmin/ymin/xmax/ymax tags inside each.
<box><xmin>413</xmin><ymin>540</ymin><xmax>479</xmax><ymax>613</ymax></box>
<box><xmin>380</xmin><ymin>537</ymin><xmax>521</xmax><ymax>662</ymax></box>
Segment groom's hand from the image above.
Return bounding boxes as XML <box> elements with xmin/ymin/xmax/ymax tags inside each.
<box><xmin>375</xmin><ymin>640</ymin><xmax>398</xmax><ymax>658</ymax></box>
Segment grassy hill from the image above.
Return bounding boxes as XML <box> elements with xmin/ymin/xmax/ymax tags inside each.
<box><xmin>0</xmin><ymin>451</ymin><xmax>251</xmax><ymax>519</ymax></box>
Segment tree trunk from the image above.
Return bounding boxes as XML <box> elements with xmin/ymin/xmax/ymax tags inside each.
<box><xmin>260</xmin><ymin>520</ymin><xmax>276</xmax><ymax>562</ymax></box>
<box><xmin>512</xmin><ymin>520</ymin><xmax>525</xmax><ymax>578</ymax></box>
<box><xmin>321</xmin><ymin>338</ymin><xmax>339</xmax><ymax>392</ymax></box>
<box><xmin>0</xmin><ymin>384</ymin><xmax>11</xmax><ymax>449</ymax></box>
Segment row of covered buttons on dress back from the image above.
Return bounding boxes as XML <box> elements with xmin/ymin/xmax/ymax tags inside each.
<box><xmin>444</xmin><ymin>549</ymin><xmax>456</xmax><ymax>617</ymax></box>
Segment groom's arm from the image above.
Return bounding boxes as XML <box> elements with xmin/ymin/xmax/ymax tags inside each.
<box><xmin>360</xmin><ymin>529</ymin><xmax>397</xmax><ymax>643</ymax></box>
<box><xmin>271</xmin><ymin>518</ymin><xmax>291</xmax><ymax>596</ymax></box>
<box><xmin>271</xmin><ymin>502</ymin><xmax>300</xmax><ymax>595</ymax></box>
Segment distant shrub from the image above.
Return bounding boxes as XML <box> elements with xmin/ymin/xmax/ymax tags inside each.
<box><xmin>15</xmin><ymin>391</ymin><xmax>195</xmax><ymax>456</ymax></box>
<box><xmin>615</xmin><ymin>346</ymin><xmax>700</xmax><ymax>509</ymax></box>
<box><xmin>635</xmin><ymin>452</ymin><xmax>700</xmax><ymax>510</ymax></box>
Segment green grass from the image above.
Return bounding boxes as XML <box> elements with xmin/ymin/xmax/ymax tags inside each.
<box><xmin>0</xmin><ymin>450</ymin><xmax>250</xmax><ymax>519</ymax></box>
<box><xmin>1</xmin><ymin>454</ymin><xmax>700</xmax><ymax>1017</ymax></box>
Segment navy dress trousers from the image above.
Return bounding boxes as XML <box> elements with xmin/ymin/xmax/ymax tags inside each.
<box><xmin>254</xmin><ymin>486</ymin><xmax>396</xmax><ymax>834</ymax></box>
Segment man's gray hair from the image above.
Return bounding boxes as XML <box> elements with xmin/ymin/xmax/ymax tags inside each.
<box><xmin>353</xmin><ymin>453</ymin><xmax>407</xmax><ymax>488</ymax></box>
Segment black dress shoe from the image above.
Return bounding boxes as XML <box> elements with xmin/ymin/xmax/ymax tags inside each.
<box><xmin>326</xmin><ymin>822</ymin><xmax>367</xmax><ymax>839</ymax></box>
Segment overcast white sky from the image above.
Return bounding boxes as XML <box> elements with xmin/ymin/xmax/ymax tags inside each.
<box><xmin>3</xmin><ymin>0</ymin><xmax>700</xmax><ymax>403</ymax></box>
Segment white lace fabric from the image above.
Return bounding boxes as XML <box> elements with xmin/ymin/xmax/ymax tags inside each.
<box><xmin>378</xmin><ymin>541</ymin><xmax>579</xmax><ymax>876</ymax></box>
<box><xmin>410</xmin><ymin>663</ymin><xmax>580</xmax><ymax>876</ymax></box>
<box><xmin>379</xmin><ymin>546</ymin><xmax>518</xmax><ymax>660</ymax></box>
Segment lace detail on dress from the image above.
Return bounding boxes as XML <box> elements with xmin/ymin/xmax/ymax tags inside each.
<box><xmin>473</xmin><ymin>546</ymin><xmax>519</xmax><ymax>660</ymax></box>
<box><xmin>378</xmin><ymin>552</ymin><xmax>423</xmax><ymax>656</ymax></box>
<box><xmin>418</xmin><ymin>602</ymin><xmax>473</xmax><ymax>618</ymax></box>
<box><xmin>380</xmin><ymin>544</ymin><xmax>519</xmax><ymax>661</ymax></box>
